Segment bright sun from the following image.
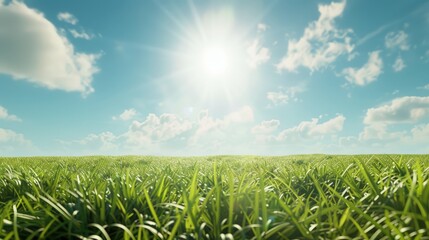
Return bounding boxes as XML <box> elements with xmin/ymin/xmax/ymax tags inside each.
<box><xmin>171</xmin><ymin>8</ymin><xmax>251</xmax><ymax>103</ymax></box>
<box><xmin>202</xmin><ymin>46</ymin><xmax>229</xmax><ymax>76</ymax></box>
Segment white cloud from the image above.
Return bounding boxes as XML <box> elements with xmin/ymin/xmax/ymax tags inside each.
<box><xmin>0</xmin><ymin>128</ymin><xmax>32</xmax><ymax>155</ymax></box>
<box><xmin>418</xmin><ymin>84</ymin><xmax>429</xmax><ymax>90</ymax></box>
<box><xmin>252</xmin><ymin>120</ymin><xmax>280</xmax><ymax>135</ymax></box>
<box><xmin>364</xmin><ymin>96</ymin><xmax>429</xmax><ymax>124</ymax></box>
<box><xmin>342</xmin><ymin>51</ymin><xmax>383</xmax><ymax>86</ymax></box>
<box><xmin>392</xmin><ymin>57</ymin><xmax>406</xmax><ymax>72</ymax></box>
<box><xmin>113</xmin><ymin>108</ymin><xmax>137</xmax><ymax>121</ymax></box>
<box><xmin>0</xmin><ymin>128</ymin><xmax>28</xmax><ymax>143</ymax></box>
<box><xmin>385</xmin><ymin>31</ymin><xmax>409</xmax><ymax>51</ymax></box>
<box><xmin>189</xmin><ymin>106</ymin><xmax>253</xmax><ymax>145</ymax></box>
<box><xmin>276</xmin><ymin>0</ymin><xmax>354</xmax><ymax>72</ymax></box>
<box><xmin>359</xmin><ymin>124</ymin><xmax>405</xmax><ymax>141</ymax></box>
<box><xmin>267</xmin><ymin>86</ymin><xmax>305</xmax><ymax>106</ymax></box>
<box><xmin>410</xmin><ymin>123</ymin><xmax>429</xmax><ymax>141</ymax></box>
<box><xmin>69</xmin><ymin>29</ymin><xmax>94</xmax><ymax>40</ymax></box>
<box><xmin>267</xmin><ymin>91</ymin><xmax>289</xmax><ymax>105</ymax></box>
<box><xmin>277</xmin><ymin>115</ymin><xmax>345</xmax><ymax>141</ymax></box>
<box><xmin>224</xmin><ymin>106</ymin><xmax>254</xmax><ymax>123</ymax></box>
<box><xmin>0</xmin><ymin>1</ymin><xmax>100</xmax><ymax>95</ymax></box>
<box><xmin>125</xmin><ymin>113</ymin><xmax>192</xmax><ymax>146</ymax></box>
<box><xmin>0</xmin><ymin>106</ymin><xmax>21</xmax><ymax>121</ymax></box>
<box><xmin>58</xmin><ymin>131</ymin><xmax>119</xmax><ymax>155</ymax></box>
<box><xmin>246</xmin><ymin>39</ymin><xmax>270</xmax><ymax>68</ymax></box>
<box><xmin>257</xmin><ymin>23</ymin><xmax>268</xmax><ymax>32</ymax></box>
<box><xmin>57</xmin><ymin>12</ymin><xmax>78</xmax><ymax>25</ymax></box>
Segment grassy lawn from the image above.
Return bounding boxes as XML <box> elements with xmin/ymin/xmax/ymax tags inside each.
<box><xmin>1</xmin><ymin>155</ymin><xmax>428</xmax><ymax>239</ymax></box>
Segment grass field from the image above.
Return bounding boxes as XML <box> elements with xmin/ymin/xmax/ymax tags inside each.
<box><xmin>0</xmin><ymin>155</ymin><xmax>428</xmax><ymax>239</ymax></box>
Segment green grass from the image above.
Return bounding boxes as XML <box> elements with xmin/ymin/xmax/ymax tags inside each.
<box><xmin>0</xmin><ymin>155</ymin><xmax>429</xmax><ymax>239</ymax></box>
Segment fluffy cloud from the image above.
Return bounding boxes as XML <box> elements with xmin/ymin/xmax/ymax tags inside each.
<box><xmin>267</xmin><ymin>91</ymin><xmax>289</xmax><ymax>105</ymax></box>
<box><xmin>252</xmin><ymin>120</ymin><xmax>280</xmax><ymax>135</ymax></box>
<box><xmin>0</xmin><ymin>128</ymin><xmax>32</xmax><ymax>154</ymax></box>
<box><xmin>392</xmin><ymin>57</ymin><xmax>406</xmax><ymax>72</ymax></box>
<box><xmin>125</xmin><ymin>113</ymin><xmax>192</xmax><ymax>146</ymax></box>
<box><xmin>69</xmin><ymin>29</ymin><xmax>95</xmax><ymax>40</ymax></box>
<box><xmin>190</xmin><ymin>106</ymin><xmax>254</xmax><ymax>145</ymax></box>
<box><xmin>57</xmin><ymin>12</ymin><xmax>78</xmax><ymax>25</ymax></box>
<box><xmin>385</xmin><ymin>31</ymin><xmax>409</xmax><ymax>51</ymax></box>
<box><xmin>0</xmin><ymin>1</ymin><xmax>99</xmax><ymax>95</ymax></box>
<box><xmin>410</xmin><ymin>123</ymin><xmax>429</xmax><ymax>141</ymax></box>
<box><xmin>276</xmin><ymin>0</ymin><xmax>354</xmax><ymax>72</ymax></box>
<box><xmin>342</xmin><ymin>51</ymin><xmax>383</xmax><ymax>86</ymax></box>
<box><xmin>246</xmin><ymin>39</ymin><xmax>270</xmax><ymax>68</ymax></box>
<box><xmin>257</xmin><ymin>23</ymin><xmax>268</xmax><ymax>32</ymax></box>
<box><xmin>364</xmin><ymin>96</ymin><xmax>429</xmax><ymax>124</ymax></box>
<box><xmin>113</xmin><ymin>108</ymin><xmax>137</xmax><ymax>121</ymax></box>
<box><xmin>267</xmin><ymin>86</ymin><xmax>305</xmax><ymax>106</ymax></box>
<box><xmin>0</xmin><ymin>128</ymin><xmax>28</xmax><ymax>143</ymax></box>
<box><xmin>277</xmin><ymin>115</ymin><xmax>345</xmax><ymax>141</ymax></box>
<box><xmin>0</xmin><ymin>106</ymin><xmax>21</xmax><ymax>121</ymax></box>
<box><xmin>359</xmin><ymin>124</ymin><xmax>405</xmax><ymax>141</ymax></box>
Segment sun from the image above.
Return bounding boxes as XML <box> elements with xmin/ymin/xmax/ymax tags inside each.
<box><xmin>201</xmin><ymin>45</ymin><xmax>229</xmax><ymax>76</ymax></box>
<box><xmin>168</xmin><ymin>7</ymin><xmax>252</xmax><ymax>105</ymax></box>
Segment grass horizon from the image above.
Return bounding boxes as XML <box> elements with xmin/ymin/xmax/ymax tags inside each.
<box><xmin>1</xmin><ymin>154</ymin><xmax>429</xmax><ymax>239</ymax></box>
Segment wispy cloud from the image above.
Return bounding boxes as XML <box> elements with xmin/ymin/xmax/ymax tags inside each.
<box><xmin>392</xmin><ymin>57</ymin><xmax>406</xmax><ymax>72</ymax></box>
<box><xmin>385</xmin><ymin>31</ymin><xmax>409</xmax><ymax>51</ymax></box>
<box><xmin>0</xmin><ymin>106</ymin><xmax>21</xmax><ymax>122</ymax></box>
<box><xmin>57</xmin><ymin>12</ymin><xmax>78</xmax><ymax>25</ymax></box>
<box><xmin>69</xmin><ymin>29</ymin><xmax>95</xmax><ymax>40</ymax></box>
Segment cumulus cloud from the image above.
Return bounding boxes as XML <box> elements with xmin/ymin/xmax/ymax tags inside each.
<box><xmin>125</xmin><ymin>113</ymin><xmax>192</xmax><ymax>146</ymax></box>
<box><xmin>410</xmin><ymin>123</ymin><xmax>429</xmax><ymax>141</ymax></box>
<box><xmin>364</xmin><ymin>96</ymin><xmax>429</xmax><ymax>124</ymax></box>
<box><xmin>0</xmin><ymin>1</ymin><xmax>100</xmax><ymax>95</ymax></box>
<box><xmin>57</xmin><ymin>12</ymin><xmax>78</xmax><ymax>25</ymax></box>
<box><xmin>189</xmin><ymin>106</ymin><xmax>253</xmax><ymax>146</ymax></box>
<box><xmin>0</xmin><ymin>128</ymin><xmax>28</xmax><ymax>143</ymax></box>
<box><xmin>252</xmin><ymin>120</ymin><xmax>280</xmax><ymax>135</ymax></box>
<box><xmin>359</xmin><ymin>124</ymin><xmax>405</xmax><ymax>141</ymax></box>
<box><xmin>267</xmin><ymin>91</ymin><xmax>288</xmax><ymax>105</ymax></box>
<box><xmin>392</xmin><ymin>57</ymin><xmax>406</xmax><ymax>72</ymax></box>
<box><xmin>277</xmin><ymin>115</ymin><xmax>345</xmax><ymax>141</ymax></box>
<box><xmin>0</xmin><ymin>106</ymin><xmax>21</xmax><ymax>121</ymax></box>
<box><xmin>342</xmin><ymin>51</ymin><xmax>383</xmax><ymax>86</ymax></box>
<box><xmin>385</xmin><ymin>31</ymin><xmax>409</xmax><ymax>51</ymax></box>
<box><xmin>69</xmin><ymin>29</ymin><xmax>95</xmax><ymax>40</ymax></box>
<box><xmin>113</xmin><ymin>108</ymin><xmax>137</xmax><ymax>121</ymax></box>
<box><xmin>355</xmin><ymin>96</ymin><xmax>429</xmax><ymax>146</ymax></box>
<box><xmin>257</xmin><ymin>23</ymin><xmax>268</xmax><ymax>32</ymax></box>
<box><xmin>0</xmin><ymin>128</ymin><xmax>32</xmax><ymax>154</ymax></box>
<box><xmin>276</xmin><ymin>0</ymin><xmax>354</xmax><ymax>72</ymax></box>
<box><xmin>267</xmin><ymin>86</ymin><xmax>305</xmax><ymax>106</ymax></box>
<box><xmin>246</xmin><ymin>39</ymin><xmax>270</xmax><ymax>68</ymax></box>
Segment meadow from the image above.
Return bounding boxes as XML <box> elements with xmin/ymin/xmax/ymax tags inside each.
<box><xmin>0</xmin><ymin>155</ymin><xmax>428</xmax><ymax>239</ymax></box>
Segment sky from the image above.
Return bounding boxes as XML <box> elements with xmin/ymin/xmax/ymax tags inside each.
<box><xmin>1</xmin><ymin>0</ymin><xmax>429</xmax><ymax>156</ymax></box>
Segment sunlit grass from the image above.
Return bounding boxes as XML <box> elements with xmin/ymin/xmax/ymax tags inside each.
<box><xmin>0</xmin><ymin>155</ymin><xmax>428</xmax><ymax>239</ymax></box>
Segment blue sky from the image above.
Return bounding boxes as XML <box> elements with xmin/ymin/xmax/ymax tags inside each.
<box><xmin>1</xmin><ymin>0</ymin><xmax>429</xmax><ymax>156</ymax></box>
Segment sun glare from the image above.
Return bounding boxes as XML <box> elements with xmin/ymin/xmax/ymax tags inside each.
<box><xmin>170</xmin><ymin>7</ymin><xmax>252</xmax><ymax>104</ymax></box>
<box><xmin>202</xmin><ymin>46</ymin><xmax>228</xmax><ymax>76</ymax></box>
